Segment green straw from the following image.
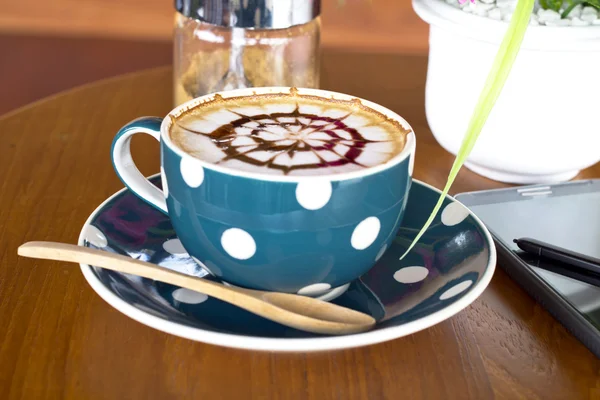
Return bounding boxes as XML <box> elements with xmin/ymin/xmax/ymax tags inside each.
<box><xmin>400</xmin><ymin>0</ymin><xmax>535</xmax><ymax>259</ymax></box>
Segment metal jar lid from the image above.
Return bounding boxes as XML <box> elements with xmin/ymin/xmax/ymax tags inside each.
<box><xmin>175</xmin><ymin>0</ymin><xmax>321</xmax><ymax>29</ymax></box>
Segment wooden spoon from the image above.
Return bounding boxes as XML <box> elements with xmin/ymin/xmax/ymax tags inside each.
<box><xmin>18</xmin><ymin>242</ymin><xmax>376</xmax><ymax>335</ymax></box>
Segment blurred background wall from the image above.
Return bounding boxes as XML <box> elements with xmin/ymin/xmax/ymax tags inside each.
<box><xmin>0</xmin><ymin>0</ymin><xmax>427</xmax><ymax>53</ymax></box>
<box><xmin>0</xmin><ymin>0</ymin><xmax>428</xmax><ymax>114</ymax></box>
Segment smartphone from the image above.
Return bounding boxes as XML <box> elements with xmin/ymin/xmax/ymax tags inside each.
<box><xmin>456</xmin><ymin>179</ymin><xmax>600</xmax><ymax>358</ymax></box>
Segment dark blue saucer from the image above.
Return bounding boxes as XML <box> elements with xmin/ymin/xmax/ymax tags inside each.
<box><xmin>79</xmin><ymin>175</ymin><xmax>495</xmax><ymax>351</ymax></box>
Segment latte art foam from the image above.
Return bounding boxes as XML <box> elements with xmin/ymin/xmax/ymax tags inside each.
<box><xmin>169</xmin><ymin>91</ymin><xmax>410</xmax><ymax>176</ymax></box>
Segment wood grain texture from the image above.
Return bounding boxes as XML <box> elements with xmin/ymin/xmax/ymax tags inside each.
<box><xmin>0</xmin><ymin>0</ymin><xmax>428</xmax><ymax>53</ymax></box>
<box><xmin>0</xmin><ymin>35</ymin><xmax>171</xmax><ymax>115</ymax></box>
<box><xmin>1</xmin><ymin>53</ymin><xmax>599</xmax><ymax>400</ymax></box>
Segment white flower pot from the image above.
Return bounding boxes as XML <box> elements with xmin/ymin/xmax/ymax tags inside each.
<box><xmin>413</xmin><ymin>0</ymin><xmax>600</xmax><ymax>184</ymax></box>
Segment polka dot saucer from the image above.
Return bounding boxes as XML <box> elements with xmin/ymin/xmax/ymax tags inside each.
<box><xmin>78</xmin><ymin>175</ymin><xmax>496</xmax><ymax>352</ymax></box>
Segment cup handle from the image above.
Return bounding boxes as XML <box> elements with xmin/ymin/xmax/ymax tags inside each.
<box><xmin>111</xmin><ymin>117</ymin><xmax>168</xmax><ymax>214</ymax></box>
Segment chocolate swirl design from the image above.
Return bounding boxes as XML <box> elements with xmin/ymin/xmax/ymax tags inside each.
<box><xmin>177</xmin><ymin>105</ymin><xmax>396</xmax><ymax>175</ymax></box>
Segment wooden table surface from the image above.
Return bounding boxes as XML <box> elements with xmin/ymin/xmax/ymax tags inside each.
<box><xmin>1</xmin><ymin>51</ymin><xmax>599</xmax><ymax>400</ymax></box>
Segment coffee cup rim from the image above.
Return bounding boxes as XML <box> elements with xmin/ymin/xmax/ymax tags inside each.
<box><xmin>161</xmin><ymin>87</ymin><xmax>416</xmax><ymax>182</ymax></box>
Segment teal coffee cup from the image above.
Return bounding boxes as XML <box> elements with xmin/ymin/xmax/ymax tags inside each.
<box><xmin>111</xmin><ymin>87</ymin><xmax>416</xmax><ymax>296</ymax></box>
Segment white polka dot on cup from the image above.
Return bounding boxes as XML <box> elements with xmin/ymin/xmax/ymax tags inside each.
<box><xmin>172</xmin><ymin>288</ymin><xmax>208</xmax><ymax>304</ymax></box>
<box><xmin>221</xmin><ymin>228</ymin><xmax>256</xmax><ymax>260</ymax></box>
<box><xmin>297</xmin><ymin>283</ymin><xmax>331</xmax><ymax>296</ymax></box>
<box><xmin>84</xmin><ymin>225</ymin><xmax>108</xmax><ymax>248</ymax></box>
<box><xmin>351</xmin><ymin>217</ymin><xmax>380</xmax><ymax>250</ymax></box>
<box><xmin>295</xmin><ymin>180</ymin><xmax>332</xmax><ymax>210</ymax></box>
<box><xmin>163</xmin><ymin>238</ymin><xmax>188</xmax><ymax>256</ymax></box>
<box><xmin>180</xmin><ymin>157</ymin><xmax>205</xmax><ymax>188</ymax></box>
<box><xmin>441</xmin><ymin>202</ymin><xmax>469</xmax><ymax>226</ymax></box>
<box><xmin>440</xmin><ymin>280</ymin><xmax>473</xmax><ymax>300</ymax></box>
<box><xmin>394</xmin><ymin>266</ymin><xmax>429</xmax><ymax>284</ymax></box>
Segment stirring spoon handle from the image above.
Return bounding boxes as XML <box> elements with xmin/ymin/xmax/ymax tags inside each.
<box><xmin>17</xmin><ymin>241</ymin><xmax>374</xmax><ymax>335</ymax></box>
<box><xmin>19</xmin><ymin>241</ymin><xmax>246</xmax><ymax>294</ymax></box>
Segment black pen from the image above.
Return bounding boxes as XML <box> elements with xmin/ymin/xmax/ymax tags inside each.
<box><xmin>517</xmin><ymin>252</ymin><xmax>600</xmax><ymax>288</ymax></box>
<box><xmin>513</xmin><ymin>237</ymin><xmax>600</xmax><ymax>276</ymax></box>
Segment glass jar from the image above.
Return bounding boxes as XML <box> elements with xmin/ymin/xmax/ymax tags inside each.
<box><xmin>173</xmin><ymin>0</ymin><xmax>321</xmax><ymax>107</ymax></box>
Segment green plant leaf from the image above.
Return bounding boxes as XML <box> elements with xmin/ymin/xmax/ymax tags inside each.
<box><xmin>400</xmin><ymin>0</ymin><xmax>535</xmax><ymax>259</ymax></box>
<box><xmin>546</xmin><ymin>0</ymin><xmax>563</xmax><ymax>11</ymax></box>
<box><xmin>562</xmin><ymin>0</ymin><xmax>585</xmax><ymax>17</ymax></box>
<box><xmin>556</xmin><ymin>0</ymin><xmax>599</xmax><ymax>15</ymax></box>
